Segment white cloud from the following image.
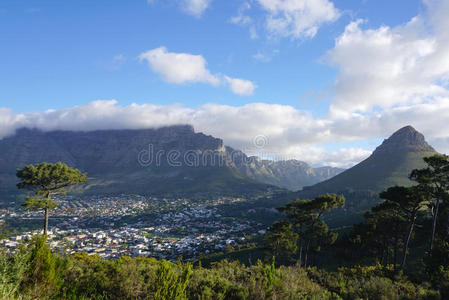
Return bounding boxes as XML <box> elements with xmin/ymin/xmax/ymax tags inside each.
<box><xmin>0</xmin><ymin>108</ymin><xmax>22</xmax><ymax>139</ymax></box>
<box><xmin>224</xmin><ymin>76</ymin><xmax>256</xmax><ymax>96</ymax></box>
<box><xmin>229</xmin><ymin>2</ymin><xmax>259</xmax><ymax>39</ymax></box>
<box><xmin>277</xmin><ymin>146</ymin><xmax>371</xmax><ymax>168</ymax></box>
<box><xmin>253</xmin><ymin>52</ymin><xmax>271</xmax><ymax>62</ymax></box>
<box><xmin>253</xmin><ymin>49</ymin><xmax>279</xmax><ymax>63</ymax></box>
<box><xmin>249</xmin><ymin>25</ymin><xmax>259</xmax><ymax>39</ymax></box>
<box><xmin>139</xmin><ymin>47</ymin><xmax>220</xmax><ymax>85</ymax></box>
<box><xmin>229</xmin><ymin>2</ymin><xmax>252</xmax><ymax>25</ymax></box>
<box><xmin>106</xmin><ymin>54</ymin><xmax>126</xmax><ymax>71</ymax></box>
<box><xmin>257</xmin><ymin>0</ymin><xmax>340</xmax><ymax>39</ymax></box>
<box><xmin>2</xmin><ymin>99</ymin><xmax>449</xmax><ymax>168</ymax></box>
<box><xmin>180</xmin><ymin>0</ymin><xmax>212</xmax><ymax>17</ymax></box>
<box><xmin>139</xmin><ymin>47</ymin><xmax>257</xmax><ymax>95</ymax></box>
<box><xmin>327</xmin><ymin>0</ymin><xmax>449</xmax><ymax>117</ymax></box>
<box><xmin>147</xmin><ymin>0</ymin><xmax>212</xmax><ymax>18</ymax></box>
<box><xmin>230</xmin><ymin>0</ymin><xmax>340</xmax><ymax>40</ymax></box>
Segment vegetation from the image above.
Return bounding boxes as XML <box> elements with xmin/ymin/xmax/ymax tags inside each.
<box><xmin>2</xmin><ymin>154</ymin><xmax>449</xmax><ymax>299</ymax></box>
<box><xmin>266</xmin><ymin>194</ymin><xmax>345</xmax><ymax>267</ymax></box>
<box><xmin>337</xmin><ymin>155</ymin><xmax>449</xmax><ymax>272</ymax></box>
<box><xmin>16</xmin><ymin>162</ymin><xmax>87</xmax><ymax>235</ymax></box>
<box><xmin>0</xmin><ymin>235</ymin><xmax>442</xmax><ymax>299</ymax></box>
<box><xmin>261</xmin><ymin>154</ymin><xmax>449</xmax><ymax>298</ymax></box>
<box><xmin>409</xmin><ymin>154</ymin><xmax>449</xmax><ymax>251</ymax></box>
<box><xmin>379</xmin><ymin>185</ymin><xmax>429</xmax><ymax>270</ymax></box>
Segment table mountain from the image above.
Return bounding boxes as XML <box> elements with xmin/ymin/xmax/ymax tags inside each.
<box><xmin>0</xmin><ymin>126</ymin><xmax>341</xmax><ymax>197</ymax></box>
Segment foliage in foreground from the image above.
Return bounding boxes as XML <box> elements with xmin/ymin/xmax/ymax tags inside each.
<box><xmin>0</xmin><ymin>236</ymin><xmax>441</xmax><ymax>300</ymax></box>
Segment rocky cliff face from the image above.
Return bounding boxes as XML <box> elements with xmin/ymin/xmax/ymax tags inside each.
<box><xmin>0</xmin><ymin>125</ymin><xmax>224</xmax><ymax>172</ymax></box>
<box><xmin>373</xmin><ymin>125</ymin><xmax>435</xmax><ymax>154</ymax></box>
<box><xmin>0</xmin><ymin>126</ymin><xmax>341</xmax><ymax>195</ymax></box>
<box><xmin>233</xmin><ymin>158</ymin><xmax>343</xmax><ymax>191</ymax></box>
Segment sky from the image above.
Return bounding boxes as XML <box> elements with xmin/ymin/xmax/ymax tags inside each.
<box><xmin>1</xmin><ymin>0</ymin><xmax>449</xmax><ymax>168</ymax></box>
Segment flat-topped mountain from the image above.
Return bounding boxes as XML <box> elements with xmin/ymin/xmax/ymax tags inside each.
<box><xmin>0</xmin><ymin>126</ymin><xmax>341</xmax><ymax>198</ymax></box>
<box><xmin>0</xmin><ymin>125</ymin><xmax>222</xmax><ymax>174</ymax></box>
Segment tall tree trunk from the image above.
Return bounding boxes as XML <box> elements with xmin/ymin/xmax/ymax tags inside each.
<box><xmin>446</xmin><ymin>210</ymin><xmax>449</xmax><ymax>240</ymax></box>
<box><xmin>385</xmin><ymin>237</ymin><xmax>391</xmax><ymax>266</ymax></box>
<box><xmin>382</xmin><ymin>237</ymin><xmax>390</xmax><ymax>266</ymax></box>
<box><xmin>380</xmin><ymin>247</ymin><xmax>385</xmax><ymax>266</ymax></box>
<box><xmin>304</xmin><ymin>239</ymin><xmax>310</xmax><ymax>268</ymax></box>
<box><xmin>382</xmin><ymin>237</ymin><xmax>388</xmax><ymax>267</ymax></box>
<box><xmin>43</xmin><ymin>207</ymin><xmax>49</xmax><ymax>236</ymax></box>
<box><xmin>400</xmin><ymin>216</ymin><xmax>416</xmax><ymax>270</ymax></box>
<box><xmin>430</xmin><ymin>199</ymin><xmax>440</xmax><ymax>252</ymax></box>
<box><xmin>393</xmin><ymin>235</ymin><xmax>398</xmax><ymax>272</ymax></box>
<box><xmin>298</xmin><ymin>238</ymin><xmax>303</xmax><ymax>268</ymax></box>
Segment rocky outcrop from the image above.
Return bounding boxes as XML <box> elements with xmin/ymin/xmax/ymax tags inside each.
<box><xmin>373</xmin><ymin>125</ymin><xmax>435</xmax><ymax>154</ymax></box>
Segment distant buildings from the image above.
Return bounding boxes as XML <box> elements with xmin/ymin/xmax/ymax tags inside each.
<box><xmin>1</xmin><ymin>194</ymin><xmax>267</xmax><ymax>261</ymax></box>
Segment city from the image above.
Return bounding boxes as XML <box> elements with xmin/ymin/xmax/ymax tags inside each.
<box><xmin>1</xmin><ymin>194</ymin><xmax>274</xmax><ymax>261</ymax></box>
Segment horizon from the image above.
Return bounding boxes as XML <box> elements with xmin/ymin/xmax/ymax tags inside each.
<box><xmin>1</xmin><ymin>0</ymin><xmax>449</xmax><ymax>168</ymax></box>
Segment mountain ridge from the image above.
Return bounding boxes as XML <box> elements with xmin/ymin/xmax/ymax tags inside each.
<box><xmin>0</xmin><ymin>126</ymin><xmax>342</xmax><ymax>198</ymax></box>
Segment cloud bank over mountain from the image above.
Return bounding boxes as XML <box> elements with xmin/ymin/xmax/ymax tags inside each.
<box><xmin>1</xmin><ymin>98</ymin><xmax>448</xmax><ymax>168</ymax></box>
<box><xmin>2</xmin><ymin>0</ymin><xmax>449</xmax><ymax>168</ymax></box>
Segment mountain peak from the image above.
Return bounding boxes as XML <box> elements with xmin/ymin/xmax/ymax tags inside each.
<box><xmin>391</xmin><ymin>125</ymin><xmax>421</xmax><ymax>137</ymax></box>
<box><xmin>374</xmin><ymin>125</ymin><xmax>435</xmax><ymax>154</ymax></box>
<box><xmin>300</xmin><ymin>125</ymin><xmax>438</xmax><ymax>196</ymax></box>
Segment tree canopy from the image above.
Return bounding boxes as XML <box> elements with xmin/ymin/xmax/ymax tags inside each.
<box><xmin>16</xmin><ymin>162</ymin><xmax>87</xmax><ymax>235</ymax></box>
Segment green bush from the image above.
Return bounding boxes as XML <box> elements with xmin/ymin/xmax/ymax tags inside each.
<box><xmin>0</xmin><ymin>237</ymin><xmax>442</xmax><ymax>299</ymax></box>
<box><xmin>0</xmin><ymin>248</ymin><xmax>28</xmax><ymax>299</ymax></box>
<box><xmin>20</xmin><ymin>235</ymin><xmax>66</xmax><ymax>298</ymax></box>
<box><xmin>307</xmin><ymin>265</ymin><xmax>439</xmax><ymax>300</ymax></box>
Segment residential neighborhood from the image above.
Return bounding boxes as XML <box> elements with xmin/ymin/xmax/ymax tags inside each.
<box><xmin>0</xmin><ymin>194</ymin><xmax>273</xmax><ymax>261</ymax></box>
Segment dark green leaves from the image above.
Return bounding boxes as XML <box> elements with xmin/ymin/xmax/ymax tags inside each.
<box><xmin>16</xmin><ymin>162</ymin><xmax>87</xmax><ymax>197</ymax></box>
<box><xmin>22</xmin><ymin>196</ymin><xmax>58</xmax><ymax>211</ymax></box>
<box><xmin>264</xmin><ymin>221</ymin><xmax>298</xmax><ymax>260</ymax></box>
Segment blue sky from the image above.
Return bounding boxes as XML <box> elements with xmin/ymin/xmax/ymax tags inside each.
<box><xmin>1</xmin><ymin>0</ymin><xmax>448</xmax><ymax>167</ymax></box>
<box><xmin>0</xmin><ymin>0</ymin><xmax>421</xmax><ymax>112</ymax></box>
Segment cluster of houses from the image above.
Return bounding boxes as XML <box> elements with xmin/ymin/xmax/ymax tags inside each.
<box><xmin>1</xmin><ymin>195</ymin><xmax>268</xmax><ymax>261</ymax></box>
<box><xmin>16</xmin><ymin>195</ymin><xmax>149</xmax><ymax>218</ymax></box>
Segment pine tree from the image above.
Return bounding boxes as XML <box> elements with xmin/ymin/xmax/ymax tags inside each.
<box><xmin>16</xmin><ymin>162</ymin><xmax>87</xmax><ymax>235</ymax></box>
<box><xmin>410</xmin><ymin>154</ymin><xmax>449</xmax><ymax>251</ymax></box>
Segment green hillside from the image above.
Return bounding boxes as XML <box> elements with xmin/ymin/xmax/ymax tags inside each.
<box><xmin>279</xmin><ymin>126</ymin><xmax>440</xmax><ymax>226</ymax></box>
<box><xmin>302</xmin><ymin>150</ymin><xmax>436</xmax><ymax>194</ymax></box>
<box><xmin>303</xmin><ymin>126</ymin><xmax>437</xmax><ymax>195</ymax></box>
